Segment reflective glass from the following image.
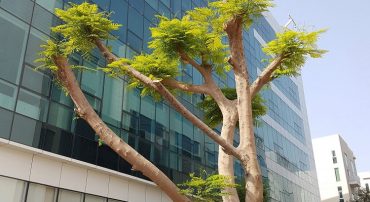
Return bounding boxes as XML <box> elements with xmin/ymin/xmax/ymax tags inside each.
<box><xmin>0</xmin><ymin>176</ymin><xmax>27</xmax><ymax>202</ymax></box>
<box><xmin>102</xmin><ymin>77</ymin><xmax>123</xmax><ymax>127</ymax></box>
<box><xmin>10</xmin><ymin>114</ymin><xmax>42</xmax><ymax>147</ymax></box>
<box><xmin>0</xmin><ymin>0</ymin><xmax>33</xmax><ymax>22</ymax></box>
<box><xmin>25</xmin><ymin>28</ymin><xmax>49</xmax><ymax>66</ymax></box>
<box><xmin>0</xmin><ymin>79</ymin><xmax>17</xmax><ymax>110</ymax></box>
<box><xmin>84</xmin><ymin>194</ymin><xmax>106</xmax><ymax>202</ymax></box>
<box><xmin>128</xmin><ymin>8</ymin><xmax>143</xmax><ymax>38</ymax></box>
<box><xmin>26</xmin><ymin>183</ymin><xmax>57</xmax><ymax>202</ymax></box>
<box><xmin>81</xmin><ymin>60</ymin><xmax>104</xmax><ymax>98</ymax></box>
<box><xmin>36</xmin><ymin>0</ymin><xmax>63</xmax><ymax>12</ymax></box>
<box><xmin>16</xmin><ymin>89</ymin><xmax>49</xmax><ymax>121</ymax></box>
<box><xmin>0</xmin><ymin>10</ymin><xmax>28</xmax><ymax>84</ymax></box>
<box><xmin>32</xmin><ymin>4</ymin><xmax>61</xmax><ymax>35</ymax></box>
<box><xmin>22</xmin><ymin>65</ymin><xmax>51</xmax><ymax>96</ymax></box>
<box><xmin>72</xmin><ymin>135</ymin><xmax>97</xmax><ymax>164</ymax></box>
<box><xmin>41</xmin><ymin>124</ymin><xmax>73</xmax><ymax>157</ymax></box>
<box><xmin>47</xmin><ymin>102</ymin><xmax>73</xmax><ymax>131</ymax></box>
<box><xmin>57</xmin><ymin>189</ymin><xmax>83</xmax><ymax>202</ymax></box>
<box><xmin>0</xmin><ymin>108</ymin><xmax>13</xmax><ymax>139</ymax></box>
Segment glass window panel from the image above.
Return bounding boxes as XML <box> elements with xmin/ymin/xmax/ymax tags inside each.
<box><xmin>97</xmin><ymin>143</ymin><xmax>119</xmax><ymax>171</ymax></box>
<box><xmin>122</xmin><ymin>112</ymin><xmax>138</xmax><ymax>134</ymax></box>
<box><xmin>47</xmin><ymin>102</ymin><xmax>73</xmax><ymax>131</ymax></box>
<box><xmin>26</xmin><ymin>183</ymin><xmax>57</xmax><ymax>202</ymax></box>
<box><xmin>72</xmin><ymin>135</ymin><xmax>97</xmax><ymax>164</ymax></box>
<box><xmin>160</xmin><ymin>0</ymin><xmax>170</xmax><ymax>8</ymax></box>
<box><xmin>16</xmin><ymin>89</ymin><xmax>49</xmax><ymax>121</ymax></box>
<box><xmin>110</xmin><ymin>0</ymin><xmax>128</xmax><ymax>42</ymax></box>
<box><xmin>57</xmin><ymin>189</ymin><xmax>83</xmax><ymax>202</ymax></box>
<box><xmin>129</xmin><ymin>0</ymin><xmax>144</xmax><ymax>14</ymax></box>
<box><xmin>32</xmin><ymin>4</ymin><xmax>61</xmax><ymax>35</ymax></box>
<box><xmin>102</xmin><ymin>77</ymin><xmax>123</xmax><ymax>127</ymax></box>
<box><xmin>0</xmin><ymin>9</ymin><xmax>28</xmax><ymax>84</ymax></box>
<box><xmin>50</xmin><ymin>84</ymin><xmax>73</xmax><ymax>107</ymax></box>
<box><xmin>36</xmin><ymin>0</ymin><xmax>63</xmax><ymax>12</ymax></box>
<box><xmin>108</xmin><ymin>199</ymin><xmax>122</xmax><ymax>202</ymax></box>
<box><xmin>123</xmin><ymin>88</ymin><xmax>140</xmax><ymax>113</ymax></box>
<box><xmin>74</xmin><ymin>119</ymin><xmax>96</xmax><ymax>141</ymax></box>
<box><xmin>146</xmin><ymin>0</ymin><xmax>158</xmax><ymax>10</ymax></box>
<box><xmin>107</xmin><ymin>40</ymin><xmax>126</xmax><ymax>58</ymax></box>
<box><xmin>127</xmin><ymin>31</ymin><xmax>143</xmax><ymax>52</ymax></box>
<box><xmin>0</xmin><ymin>176</ymin><xmax>27</xmax><ymax>202</ymax></box>
<box><xmin>0</xmin><ymin>79</ymin><xmax>17</xmax><ymax>110</ymax></box>
<box><xmin>81</xmin><ymin>60</ymin><xmax>104</xmax><ymax>98</ymax></box>
<box><xmin>25</xmin><ymin>28</ymin><xmax>49</xmax><ymax>67</ymax></box>
<box><xmin>84</xmin><ymin>194</ymin><xmax>106</xmax><ymax>202</ymax></box>
<box><xmin>0</xmin><ymin>108</ymin><xmax>13</xmax><ymax>139</ymax></box>
<box><xmin>128</xmin><ymin>8</ymin><xmax>143</xmax><ymax>38</ymax></box>
<box><xmin>11</xmin><ymin>114</ymin><xmax>42</xmax><ymax>147</ymax></box>
<box><xmin>41</xmin><ymin>125</ymin><xmax>73</xmax><ymax>157</ymax></box>
<box><xmin>0</xmin><ymin>0</ymin><xmax>33</xmax><ymax>22</ymax></box>
<box><xmin>22</xmin><ymin>65</ymin><xmax>51</xmax><ymax>96</ymax></box>
<box><xmin>155</xmin><ymin>102</ymin><xmax>169</xmax><ymax>133</ymax></box>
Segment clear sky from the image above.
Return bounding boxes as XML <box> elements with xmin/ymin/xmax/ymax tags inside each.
<box><xmin>270</xmin><ymin>0</ymin><xmax>370</xmax><ymax>172</ymax></box>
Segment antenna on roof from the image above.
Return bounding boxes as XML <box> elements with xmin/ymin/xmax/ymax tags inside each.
<box><xmin>284</xmin><ymin>15</ymin><xmax>297</xmax><ymax>29</ymax></box>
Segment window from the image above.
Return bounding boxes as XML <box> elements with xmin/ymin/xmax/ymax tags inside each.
<box><xmin>366</xmin><ymin>183</ymin><xmax>369</xmax><ymax>192</ymax></box>
<box><xmin>344</xmin><ymin>153</ymin><xmax>348</xmax><ymax>166</ymax></box>
<box><xmin>0</xmin><ymin>176</ymin><xmax>27</xmax><ymax>202</ymax></box>
<box><xmin>0</xmin><ymin>79</ymin><xmax>17</xmax><ymax>110</ymax></box>
<box><xmin>84</xmin><ymin>194</ymin><xmax>106</xmax><ymax>202</ymax></box>
<box><xmin>22</xmin><ymin>65</ymin><xmax>51</xmax><ymax>96</ymax></box>
<box><xmin>332</xmin><ymin>150</ymin><xmax>337</xmax><ymax>164</ymax></box>
<box><xmin>10</xmin><ymin>114</ymin><xmax>42</xmax><ymax>147</ymax></box>
<box><xmin>0</xmin><ymin>107</ymin><xmax>13</xmax><ymax>139</ymax></box>
<box><xmin>47</xmin><ymin>102</ymin><xmax>73</xmax><ymax>131</ymax></box>
<box><xmin>0</xmin><ymin>9</ymin><xmax>28</xmax><ymax>85</ymax></box>
<box><xmin>26</xmin><ymin>183</ymin><xmax>57</xmax><ymax>202</ymax></box>
<box><xmin>335</xmin><ymin>168</ymin><xmax>341</xmax><ymax>182</ymax></box>
<box><xmin>338</xmin><ymin>186</ymin><xmax>344</xmax><ymax>201</ymax></box>
<box><xmin>16</xmin><ymin>89</ymin><xmax>49</xmax><ymax>121</ymax></box>
<box><xmin>102</xmin><ymin>77</ymin><xmax>123</xmax><ymax>127</ymax></box>
<box><xmin>57</xmin><ymin>189</ymin><xmax>83</xmax><ymax>202</ymax></box>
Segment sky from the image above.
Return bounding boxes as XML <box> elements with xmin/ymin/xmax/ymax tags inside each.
<box><xmin>270</xmin><ymin>0</ymin><xmax>370</xmax><ymax>172</ymax></box>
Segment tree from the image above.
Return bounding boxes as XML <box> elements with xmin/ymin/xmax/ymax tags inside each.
<box><xmin>354</xmin><ymin>187</ymin><xmax>370</xmax><ymax>202</ymax></box>
<box><xmin>37</xmin><ymin>1</ymin><xmax>325</xmax><ymax>201</ymax></box>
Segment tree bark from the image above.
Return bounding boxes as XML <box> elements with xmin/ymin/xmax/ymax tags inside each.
<box><xmin>225</xmin><ymin>18</ymin><xmax>263</xmax><ymax>202</ymax></box>
<box><xmin>52</xmin><ymin>56</ymin><xmax>190</xmax><ymax>202</ymax></box>
<box><xmin>218</xmin><ymin>112</ymin><xmax>239</xmax><ymax>202</ymax></box>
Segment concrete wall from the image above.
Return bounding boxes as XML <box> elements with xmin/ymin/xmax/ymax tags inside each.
<box><xmin>0</xmin><ymin>138</ymin><xmax>171</xmax><ymax>202</ymax></box>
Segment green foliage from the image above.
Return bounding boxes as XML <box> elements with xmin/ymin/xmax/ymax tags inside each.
<box><xmin>210</xmin><ymin>0</ymin><xmax>274</xmax><ymax>27</ymax></box>
<box><xmin>52</xmin><ymin>2</ymin><xmax>120</xmax><ymax>55</ymax></box>
<box><xmin>197</xmin><ymin>88</ymin><xmax>267</xmax><ymax>128</ymax></box>
<box><xmin>149</xmin><ymin>9</ymin><xmax>231</xmax><ymax>75</ymax></box>
<box><xmin>263</xmin><ymin>29</ymin><xmax>327</xmax><ymax>78</ymax></box>
<box><xmin>178</xmin><ymin>170</ymin><xmax>238</xmax><ymax>202</ymax></box>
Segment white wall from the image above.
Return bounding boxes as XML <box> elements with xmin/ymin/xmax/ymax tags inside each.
<box><xmin>0</xmin><ymin>138</ymin><xmax>171</xmax><ymax>202</ymax></box>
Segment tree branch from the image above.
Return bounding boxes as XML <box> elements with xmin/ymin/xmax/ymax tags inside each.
<box><xmin>249</xmin><ymin>55</ymin><xmax>284</xmax><ymax>97</ymax></box>
<box><xmin>178</xmin><ymin>49</ymin><xmax>210</xmax><ymax>77</ymax></box>
<box><xmin>161</xmin><ymin>78</ymin><xmax>208</xmax><ymax>94</ymax></box>
<box><xmin>94</xmin><ymin>39</ymin><xmax>241</xmax><ymax>159</ymax></box>
<box><xmin>52</xmin><ymin>56</ymin><xmax>190</xmax><ymax>202</ymax></box>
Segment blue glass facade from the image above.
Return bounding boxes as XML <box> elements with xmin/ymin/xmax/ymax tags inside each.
<box><xmin>0</xmin><ymin>0</ymin><xmax>319</xmax><ymax>201</ymax></box>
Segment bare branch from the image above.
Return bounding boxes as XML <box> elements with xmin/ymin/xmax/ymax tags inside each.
<box><xmin>161</xmin><ymin>78</ymin><xmax>208</xmax><ymax>94</ymax></box>
<box><xmin>178</xmin><ymin>49</ymin><xmax>210</xmax><ymax>77</ymax></box>
<box><xmin>52</xmin><ymin>56</ymin><xmax>190</xmax><ymax>202</ymax></box>
<box><xmin>249</xmin><ymin>55</ymin><xmax>284</xmax><ymax>97</ymax></box>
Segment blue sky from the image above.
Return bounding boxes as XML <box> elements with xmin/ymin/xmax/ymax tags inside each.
<box><xmin>270</xmin><ymin>0</ymin><xmax>370</xmax><ymax>172</ymax></box>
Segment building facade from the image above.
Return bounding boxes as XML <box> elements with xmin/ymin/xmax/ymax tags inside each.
<box><xmin>358</xmin><ymin>172</ymin><xmax>370</xmax><ymax>190</ymax></box>
<box><xmin>0</xmin><ymin>0</ymin><xmax>319</xmax><ymax>201</ymax></box>
<box><xmin>313</xmin><ymin>134</ymin><xmax>361</xmax><ymax>202</ymax></box>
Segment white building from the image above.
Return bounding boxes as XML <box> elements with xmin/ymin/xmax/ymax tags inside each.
<box><xmin>313</xmin><ymin>134</ymin><xmax>361</xmax><ymax>202</ymax></box>
<box><xmin>358</xmin><ymin>172</ymin><xmax>370</xmax><ymax>190</ymax></box>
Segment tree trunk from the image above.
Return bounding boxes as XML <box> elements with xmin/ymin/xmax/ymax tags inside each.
<box><xmin>218</xmin><ymin>113</ymin><xmax>239</xmax><ymax>202</ymax></box>
<box><xmin>226</xmin><ymin>18</ymin><xmax>263</xmax><ymax>202</ymax></box>
<box><xmin>53</xmin><ymin>56</ymin><xmax>190</xmax><ymax>202</ymax></box>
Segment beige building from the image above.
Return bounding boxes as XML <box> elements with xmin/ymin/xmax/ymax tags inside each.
<box><xmin>358</xmin><ymin>172</ymin><xmax>370</xmax><ymax>190</ymax></box>
<box><xmin>313</xmin><ymin>134</ymin><xmax>361</xmax><ymax>202</ymax></box>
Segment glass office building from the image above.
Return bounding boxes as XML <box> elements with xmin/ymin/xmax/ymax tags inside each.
<box><xmin>0</xmin><ymin>0</ymin><xmax>320</xmax><ymax>201</ymax></box>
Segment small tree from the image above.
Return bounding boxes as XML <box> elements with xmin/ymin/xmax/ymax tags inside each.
<box><xmin>37</xmin><ymin>1</ymin><xmax>325</xmax><ymax>201</ymax></box>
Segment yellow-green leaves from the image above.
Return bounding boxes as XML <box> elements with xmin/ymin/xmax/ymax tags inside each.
<box><xmin>35</xmin><ymin>40</ymin><xmax>64</xmax><ymax>72</ymax></box>
<box><xmin>263</xmin><ymin>29</ymin><xmax>327</xmax><ymax>78</ymax></box>
<box><xmin>210</xmin><ymin>0</ymin><xmax>274</xmax><ymax>28</ymax></box>
<box><xmin>52</xmin><ymin>2</ymin><xmax>120</xmax><ymax>55</ymax></box>
<box><xmin>149</xmin><ymin>9</ymin><xmax>230</xmax><ymax>76</ymax></box>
